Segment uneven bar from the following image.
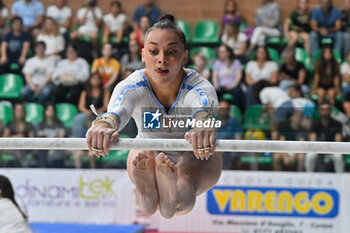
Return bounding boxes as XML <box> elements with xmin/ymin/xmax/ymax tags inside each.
<box><xmin>0</xmin><ymin>138</ymin><xmax>349</xmax><ymax>154</ymax></box>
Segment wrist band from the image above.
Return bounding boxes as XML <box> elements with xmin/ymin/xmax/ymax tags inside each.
<box><xmin>90</xmin><ymin>105</ymin><xmax>117</xmax><ymax>129</ymax></box>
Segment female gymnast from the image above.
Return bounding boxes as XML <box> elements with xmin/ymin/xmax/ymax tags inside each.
<box><xmin>86</xmin><ymin>14</ymin><xmax>222</xmax><ymax>219</ymax></box>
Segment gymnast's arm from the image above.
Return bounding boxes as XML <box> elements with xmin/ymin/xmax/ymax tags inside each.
<box><xmin>183</xmin><ymin>83</ymin><xmax>219</xmax><ymax>160</ymax></box>
<box><xmin>86</xmin><ymin>81</ymin><xmax>137</xmax><ymax>156</ymax></box>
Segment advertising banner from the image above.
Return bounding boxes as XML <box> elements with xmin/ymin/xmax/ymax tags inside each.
<box><xmin>157</xmin><ymin>171</ymin><xmax>349</xmax><ymax>233</ymax></box>
<box><xmin>0</xmin><ymin>169</ymin><xmax>136</xmax><ymax>224</ymax></box>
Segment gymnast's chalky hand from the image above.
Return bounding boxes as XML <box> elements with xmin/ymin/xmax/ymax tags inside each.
<box><xmin>184</xmin><ymin>127</ymin><xmax>217</xmax><ymax>161</ymax></box>
<box><xmin>86</xmin><ymin>123</ymin><xmax>119</xmax><ymax>158</ymax></box>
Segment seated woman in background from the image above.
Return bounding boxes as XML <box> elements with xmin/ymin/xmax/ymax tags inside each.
<box><xmin>0</xmin><ymin>175</ymin><xmax>31</xmax><ymax>233</ymax></box>
<box><xmin>72</xmin><ymin>72</ymin><xmax>110</xmax><ymax>169</ymax></box>
<box><xmin>46</xmin><ymin>0</ymin><xmax>72</xmax><ymax>42</ymax></box>
<box><xmin>340</xmin><ymin>50</ymin><xmax>350</xmax><ymax>95</ymax></box>
<box><xmin>120</xmin><ymin>39</ymin><xmax>144</xmax><ymax>73</ymax></box>
<box><xmin>70</xmin><ymin>0</ymin><xmax>102</xmax><ymax>53</ymax></box>
<box><xmin>91</xmin><ymin>43</ymin><xmax>120</xmax><ymax>91</ymax></box>
<box><xmin>102</xmin><ymin>0</ymin><xmax>127</xmax><ymax>44</ymax></box>
<box><xmin>313</xmin><ymin>47</ymin><xmax>340</xmax><ymax>106</ymax></box>
<box><xmin>192</xmin><ymin>52</ymin><xmax>210</xmax><ymax>80</ymax></box>
<box><xmin>36</xmin><ymin>17</ymin><xmax>65</xmax><ymax>63</ymax></box>
<box><xmin>0</xmin><ymin>16</ymin><xmax>30</xmax><ymax>74</ymax></box>
<box><xmin>220</xmin><ymin>20</ymin><xmax>247</xmax><ymax>63</ymax></box>
<box><xmin>221</xmin><ymin>0</ymin><xmax>240</xmax><ymax>35</ymax></box>
<box><xmin>129</xmin><ymin>15</ymin><xmax>150</xmax><ymax>49</ymax></box>
<box><xmin>3</xmin><ymin>102</ymin><xmax>35</xmax><ymax>167</ymax></box>
<box><xmin>212</xmin><ymin>45</ymin><xmax>243</xmax><ymax>109</ymax></box>
<box><xmin>37</xmin><ymin>103</ymin><xmax>67</xmax><ymax>168</ymax></box>
<box><xmin>283</xmin><ymin>0</ymin><xmax>311</xmax><ymax>54</ymax></box>
<box><xmin>52</xmin><ymin>44</ymin><xmax>90</xmax><ymax>105</ymax></box>
<box><xmin>247</xmin><ymin>0</ymin><xmax>281</xmax><ymax>53</ymax></box>
<box><xmin>245</xmin><ymin>46</ymin><xmax>279</xmax><ymax>107</ymax></box>
<box><xmin>279</xmin><ymin>48</ymin><xmax>308</xmax><ymax>94</ymax></box>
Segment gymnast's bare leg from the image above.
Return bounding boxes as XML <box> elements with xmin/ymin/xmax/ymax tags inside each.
<box><xmin>127</xmin><ymin>150</ymin><xmax>159</xmax><ymax>215</ymax></box>
<box><xmin>127</xmin><ymin>149</ymin><xmax>222</xmax><ymax>218</ymax></box>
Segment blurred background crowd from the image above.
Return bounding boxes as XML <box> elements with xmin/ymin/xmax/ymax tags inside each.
<box><xmin>0</xmin><ymin>0</ymin><xmax>350</xmax><ymax>173</ymax></box>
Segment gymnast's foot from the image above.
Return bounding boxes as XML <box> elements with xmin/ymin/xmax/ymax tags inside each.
<box><xmin>132</xmin><ymin>150</ymin><xmax>158</xmax><ymax>215</ymax></box>
<box><xmin>155</xmin><ymin>152</ymin><xmax>177</xmax><ymax>218</ymax></box>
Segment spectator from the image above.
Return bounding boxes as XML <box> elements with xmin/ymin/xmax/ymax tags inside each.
<box><xmin>11</xmin><ymin>0</ymin><xmax>44</xmax><ymax>34</ymax></box>
<box><xmin>52</xmin><ymin>44</ymin><xmax>89</xmax><ymax>105</ymax></box>
<box><xmin>220</xmin><ymin>20</ymin><xmax>247</xmax><ymax>62</ymax></box>
<box><xmin>221</xmin><ymin>0</ymin><xmax>241</xmax><ymax>35</ymax></box>
<box><xmin>245</xmin><ymin>46</ymin><xmax>279</xmax><ymax>107</ymax></box>
<box><xmin>217</xmin><ymin>99</ymin><xmax>242</xmax><ymax>169</ymax></box>
<box><xmin>72</xmin><ymin>72</ymin><xmax>109</xmax><ymax>169</ymax></box>
<box><xmin>36</xmin><ymin>17</ymin><xmax>65</xmax><ymax>62</ymax></box>
<box><xmin>121</xmin><ymin>39</ymin><xmax>144</xmax><ymax>73</ymax></box>
<box><xmin>91</xmin><ymin>43</ymin><xmax>120</xmax><ymax>90</ymax></box>
<box><xmin>217</xmin><ymin>99</ymin><xmax>242</xmax><ymax>140</ymax></box>
<box><xmin>70</xmin><ymin>0</ymin><xmax>102</xmax><ymax>52</ymax></box>
<box><xmin>284</xmin><ymin>0</ymin><xmax>311</xmax><ymax>54</ymax></box>
<box><xmin>3</xmin><ymin>103</ymin><xmax>35</xmax><ymax>138</ymax></box>
<box><xmin>313</xmin><ymin>47</ymin><xmax>340</xmax><ymax>106</ymax></box>
<box><xmin>247</xmin><ymin>0</ymin><xmax>281</xmax><ymax>53</ymax></box>
<box><xmin>341</xmin><ymin>93</ymin><xmax>350</xmax><ymax>141</ymax></box>
<box><xmin>310</xmin><ymin>0</ymin><xmax>342</xmax><ymax>57</ymax></box>
<box><xmin>341</xmin><ymin>0</ymin><xmax>350</xmax><ymax>55</ymax></box>
<box><xmin>0</xmin><ymin>0</ymin><xmax>9</xmax><ymax>39</ymax></box>
<box><xmin>3</xmin><ymin>102</ymin><xmax>35</xmax><ymax>166</ymax></box>
<box><xmin>279</xmin><ymin>48</ymin><xmax>308</xmax><ymax>94</ymax></box>
<box><xmin>213</xmin><ymin>45</ymin><xmax>243</xmax><ymax>109</ymax></box>
<box><xmin>132</xmin><ymin>0</ymin><xmax>161</xmax><ymax>27</ymax></box>
<box><xmin>102</xmin><ymin>1</ymin><xmax>126</xmax><ymax>44</ymax></box>
<box><xmin>72</xmin><ymin>72</ymin><xmax>109</xmax><ymax>138</ymax></box>
<box><xmin>129</xmin><ymin>16</ymin><xmax>150</xmax><ymax>49</ymax></box>
<box><xmin>46</xmin><ymin>0</ymin><xmax>72</xmax><ymax>45</ymax></box>
<box><xmin>305</xmin><ymin>100</ymin><xmax>343</xmax><ymax>173</ymax></box>
<box><xmin>192</xmin><ymin>52</ymin><xmax>210</xmax><ymax>80</ymax></box>
<box><xmin>0</xmin><ymin>17</ymin><xmax>30</xmax><ymax>74</ymax></box>
<box><xmin>0</xmin><ymin>175</ymin><xmax>31</xmax><ymax>233</ymax></box>
<box><xmin>21</xmin><ymin>41</ymin><xmax>54</xmax><ymax>105</ymax></box>
<box><xmin>341</xmin><ymin>48</ymin><xmax>350</xmax><ymax>96</ymax></box>
<box><xmin>259</xmin><ymin>82</ymin><xmax>293</xmax><ymax>139</ymax></box>
<box><xmin>36</xmin><ymin>103</ymin><xmax>67</xmax><ymax>168</ymax></box>
<box><xmin>289</xmin><ymin>84</ymin><xmax>315</xmax><ymax>121</ymax></box>
<box><xmin>273</xmin><ymin>112</ymin><xmax>306</xmax><ymax>171</ymax></box>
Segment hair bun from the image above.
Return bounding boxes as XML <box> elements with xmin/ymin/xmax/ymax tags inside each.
<box><xmin>158</xmin><ymin>13</ymin><xmax>175</xmax><ymax>23</ymax></box>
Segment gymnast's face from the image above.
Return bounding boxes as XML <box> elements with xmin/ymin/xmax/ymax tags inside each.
<box><xmin>142</xmin><ymin>29</ymin><xmax>188</xmax><ymax>86</ymax></box>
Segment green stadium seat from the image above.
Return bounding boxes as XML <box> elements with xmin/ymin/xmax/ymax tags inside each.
<box><xmin>266</xmin><ymin>37</ymin><xmax>286</xmax><ymax>47</ymax></box>
<box><xmin>279</xmin><ymin>47</ymin><xmax>314</xmax><ymax>72</ymax></box>
<box><xmin>345</xmin><ymin>154</ymin><xmax>350</xmax><ymax>166</ymax></box>
<box><xmin>102</xmin><ymin>134</ymin><xmax>131</xmax><ymax>167</ymax></box>
<box><xmin>189</xmin><ymin>46</ymin><xmax>216</xmax><ymax>61</ymax></box>
<box><xmin>229</xmin><ymin>105</ymin><xmax>242</xmax><ymax>122</ymax></box>
<box><xmin>191</xmin><ymin>20</ymin><xmax>220</xmax><ymax>45</ymax></box>
<box><xmin>243</xmin><ymin>104</ymin><xmax>271</xmax><ymax>131</ymax></box>
<box><xmin>221</xmin><ymin>93</ymin><xmax>234</xmax><ymax>102</ymax></box>
<box><xmin>250</xmin><ymin>47</ymin><xmax>279</xmax><ymax>63</ymax></box>
<box><xmin>0</xmin><ymin>73</ymin><xmax>23</xmax><ymax>99</ymax></box>
<box><xmin>25</xmin><ymin>103</ymin><xmax>44</xmax><ymax>124</ymax></box>
<box><xmin>240</xmin><ymin>155</ymin><xmax>272</xmax><ymax>165</ymax></box>
<box><xmin>0</xmin><ymin>102</ymin><xmax>13</xmax><ymax>125</ymax></box>
<box><xmin>189</xmin><ymin>46</ymin><xmax>216</xmax><ymax>69</ymax></box>
<box><xmin>320</xmin><ymin>37</ymin><xmax>333</xmax><ymax>47</ymax></box>
<box><xmin>0</xmin><ymin>153</ymin><xmax>19</xmax><ymax>167</ymax></box>
<box><xmin>55</xmin><ymin>103</ymin><xmax>78</xmax><ymax>128</ymax></box>
<box><xmin>239</xmin><ymin>21</ymin><xmax>248</xmax><ymax>32</ymax></box>
<box><xmin>313</xmin><ymin>49</ymin><xmax>342</xmax><ymax>64</ymax></box>
<box><xmin>176</xmin><ymin>20</ymin><xmax>191</xmax><ymax>44</ymax></box>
